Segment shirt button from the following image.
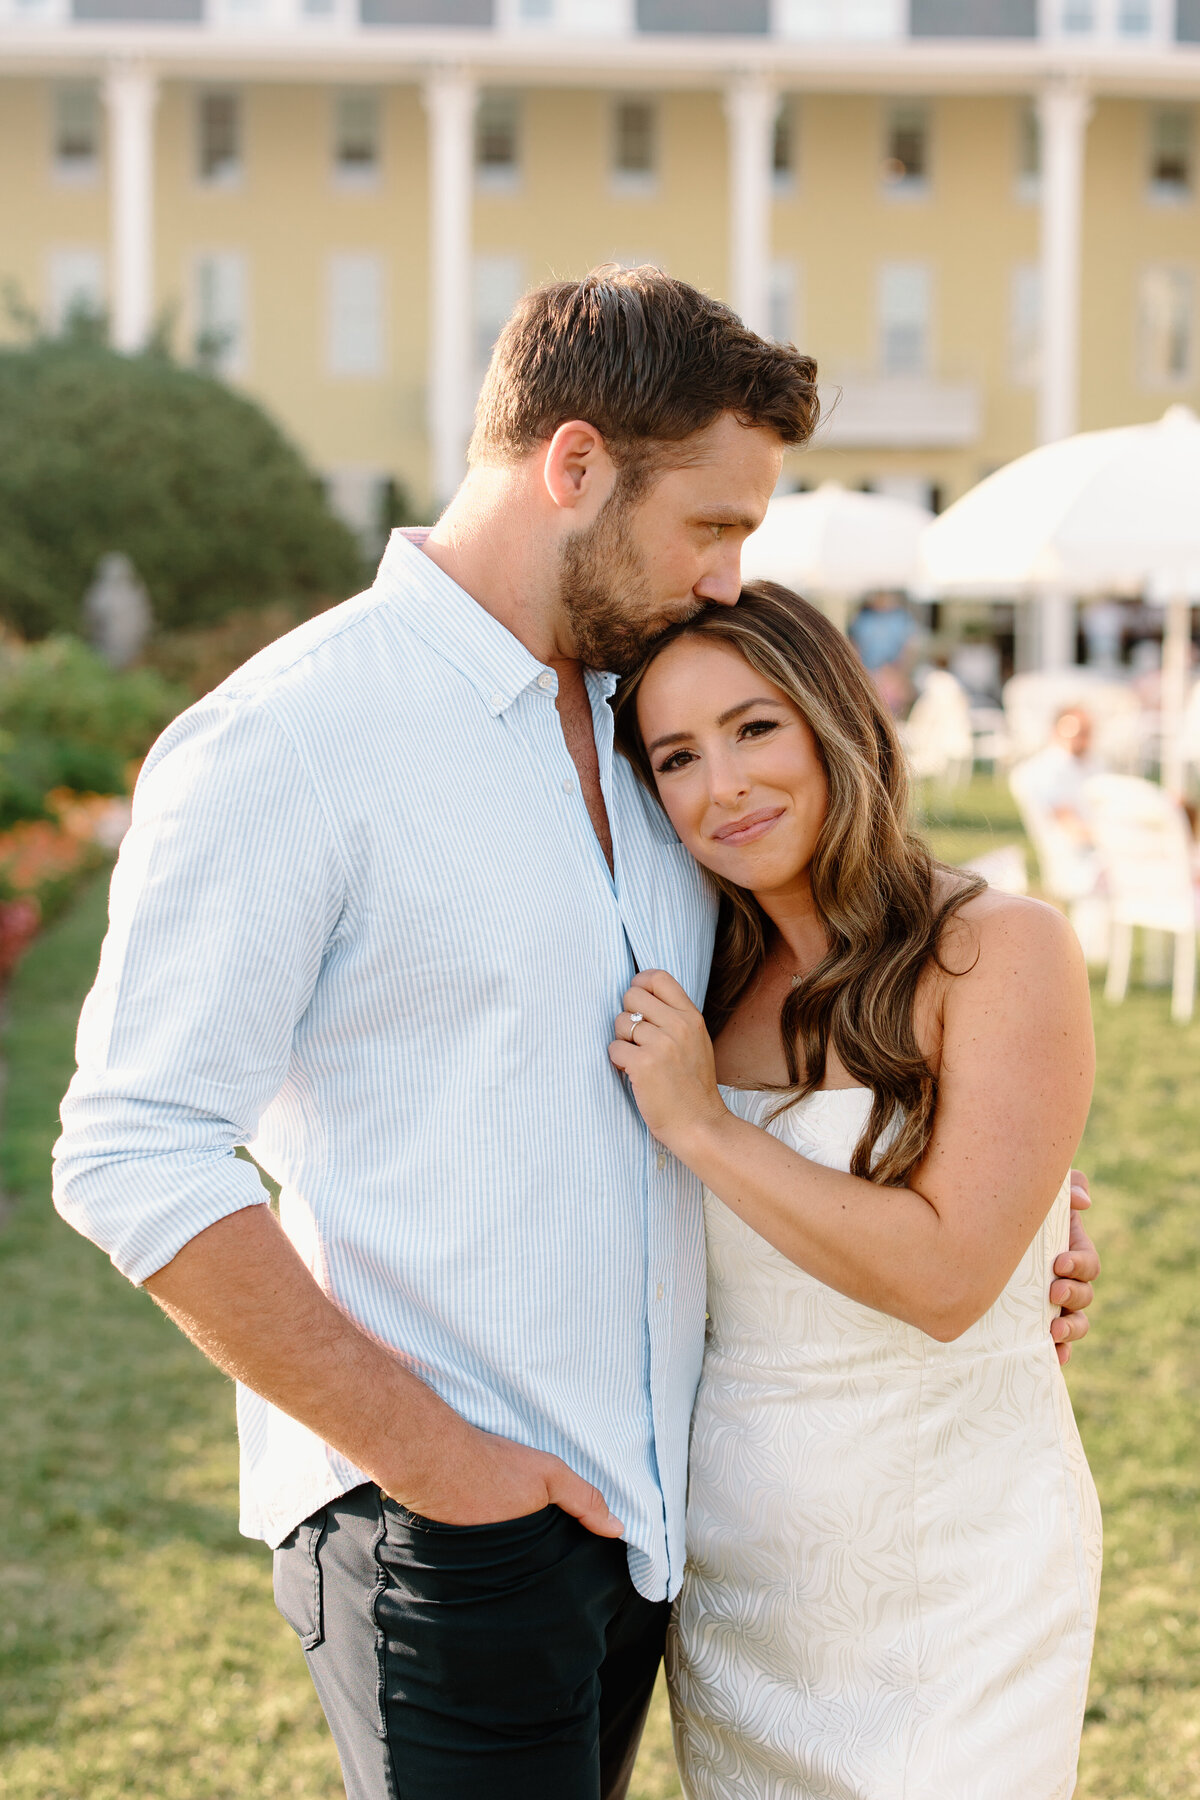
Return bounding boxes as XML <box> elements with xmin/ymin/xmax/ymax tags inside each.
<box><xmin>490</xmin><ymin>691</ymin><xmax>504</xmax><ymax>709</ymax></box>
<box><xmin>656</xmin><ymin>1283</ymin><xmax>665</xmax><ymax>1301</ymax></box>
<box><xmin>562</xmin><ymin>777</ymin><xmax>574</xmax><ymax>794</ymax></box>
<box><xmin>537</xmin><ymin>671</ymin><xmax>555</xmax><ymax>691</ymax></box>
<box><xmin>656</xmin><ymin>1151</ymin><xmax>667</xmax><ymax>1170</ymax></box>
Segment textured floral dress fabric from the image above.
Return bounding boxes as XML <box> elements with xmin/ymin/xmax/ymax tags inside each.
<box><xmin>669</xmin><ymin>1086</ymin><xmax>1101</xmax><ymax>1800</ymax></box>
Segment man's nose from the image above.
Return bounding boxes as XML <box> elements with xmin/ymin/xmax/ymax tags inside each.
<box><xmin>693</xmin><ymin>544</ymin><xmax>744</xmax><ymax>608</ymax></box>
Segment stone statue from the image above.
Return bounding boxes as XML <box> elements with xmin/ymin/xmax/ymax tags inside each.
<box><xmin>82</xmin><ymin>553</ymin><xmax>153</xmax><ymax>669</ymax></box>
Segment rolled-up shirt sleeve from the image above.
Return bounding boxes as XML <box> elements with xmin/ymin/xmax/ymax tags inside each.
<box><xmin>53</xmin><ymin>692</ymin><xmax>347</xmax><ymax>1285</ymax></box>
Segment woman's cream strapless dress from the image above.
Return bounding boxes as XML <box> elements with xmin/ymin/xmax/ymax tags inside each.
<box><xmin>668</xmin><ymin>1086</ymin><xmax>1101</xmax><ymax>1800</ymax></box>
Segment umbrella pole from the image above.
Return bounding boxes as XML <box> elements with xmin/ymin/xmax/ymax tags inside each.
<box><xmin>1161</xmin><ymin>592</ymin><xmax>1191</xmax><ymax>798</ymax></box>
<box><xmin>1039</xmin><ymin>590</ymin><xmax>1076</xmax><ymax>671</ymax></box>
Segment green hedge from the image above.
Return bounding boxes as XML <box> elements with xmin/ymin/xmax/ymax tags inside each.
<box><xmin>0</xmin><ymin>636</ymin><xmax>187</xmax><ymax>829</ymax></box>
<box><xmin>0</xmin><ymin>341</ymin><xmax>366</xmax><ymax>639</ymax></box>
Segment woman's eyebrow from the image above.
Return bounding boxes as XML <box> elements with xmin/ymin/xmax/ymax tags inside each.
<box><xmin>646</xmin><ymin>697</ymin><xmax>785</xmax><ymax>755</ymax></box>
<box><xmin>715</xmin><ymin>697</ymin><xmax>786</xmax><ymax>728</ymax></box>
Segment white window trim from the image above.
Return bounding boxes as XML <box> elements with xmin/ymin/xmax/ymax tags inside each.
<box><xmin>50</xmin><ymin>86</ymin><xmax>101</xmax><ymax>190</ymax></box>
<box><xmin>45</xmin><ymin>246</ymin><xmax>106</xmax><ymax>334</ymax></box>
<box><xmin>1009</xmin><ymin>262</ymin><xmax>1041</xmax><ymax>389</ymax></box>
<box><xmin>877</xmin><ymin>260</ymin><xmax>934</xmax><ymax>378</ymax></box>
<box><xmin>326</xmin><ymin>251</ymin><xmax>387</xmax><ymax>380</ymax></box>
<box><xmin>332</xmin><ymin>91</ymin><xmax>382</xmax><ymax>195</ymax></box>
<box><xmin>1137</xmin><ymin>263</ymin><xmax>1196</xmax><ymax>390</ymax></box>
<box><xmin>475</xmin><ymin>92</ymin><xmax>522</xmax><ymax>197</ymax></box>
<box><xmin>190</xmin><ymin>249</ymin><xmax>249</xmax><ymax>379</ymax></box>
<box><xmin>196</xmin><ymin>90</ymin><xmax>244</xmax><ymax>192</ymax></box>
<box><xmin>1145</xmin><ymin>106</ymin><xmax>1194</xmax><ymax>210</ymax></box>
<box><xmin>610</xmin><ymin>97</ymin><xmax>659</xmax><ymax>199</ymax></box>
<box><xmin>880</xmin><ymin>100</ymin><xmax>931</xmax><ymax>205</ymax></box>
<box><xmin>772</xmin><ymin>97</ymin><xmax>799</xmax><ymax>199</ymax></box>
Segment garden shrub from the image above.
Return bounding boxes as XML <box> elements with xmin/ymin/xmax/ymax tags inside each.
<box><xmin>0</xmin><ymin>340</ymin><xmax>367</xmax><ymax>639</ymax></box>
<box><xmin>0</xmin><ymin>635</ymin><xmax>187</xmax><ymax>829</ymax></box>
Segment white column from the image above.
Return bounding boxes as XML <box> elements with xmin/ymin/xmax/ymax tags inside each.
<box><xmin>423</xmin><ymin>67</ymin><xmax>477</xmax><ymax>510</ymax></box>
<box><xmin>1037</xmin><ymin>79</ymin><xmax>1090</xmax><ymax>448</ymax></box>
<box><xmin>105</xmin><ymin>61</ymin><xmax>158</xmax><ymax>355</ymax></box>
<box><xmin>724</xmin><ymin>74</ymin><xmax>774</xmax><ymax>339</ymax></box>
<box><xmin>1036</xmin><ymin>79</ymin><xmax>1090</xmax><ymax>667</ymax></box>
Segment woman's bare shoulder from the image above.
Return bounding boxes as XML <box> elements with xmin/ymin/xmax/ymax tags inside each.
<box><xmin>936</xmin><ymin>878</ymin><xmax>1082</xmax><ymax>984</ymax></box>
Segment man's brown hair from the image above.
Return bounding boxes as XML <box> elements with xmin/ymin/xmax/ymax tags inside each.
<box><xmin>469</xmin><ymin>264</ymin><xmax>819</xmax><ymax>485</ymax></box>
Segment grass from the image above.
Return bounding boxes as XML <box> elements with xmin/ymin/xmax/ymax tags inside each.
<box><xmin>1</xmin><ymin>793</ymin><xmax>1197</xmax><ymax>1797</ymax></box>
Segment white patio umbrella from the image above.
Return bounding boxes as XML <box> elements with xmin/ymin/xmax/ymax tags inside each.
<box><xmin>921</xmin><ymin>404</ymin><xmax>1200</xmax><ymax>792</ymax></box>
<box><xmin>741</xmin><ymin>482</ymin><xmax>933</xmax><ymax>628</ymax></box>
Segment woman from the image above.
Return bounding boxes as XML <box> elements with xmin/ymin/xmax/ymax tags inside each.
<box><xmin>608</xmin><ymin>583</ymin><xmax>1100</xmax><ymax>1800</ymax></box>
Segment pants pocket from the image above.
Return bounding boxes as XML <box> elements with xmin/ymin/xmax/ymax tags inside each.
<box><xmin>273</xmin><ymin>1509</ymin><xmax>326</xmax><ymax>1651</ymax></box>
<box><xmin>385</xmin><ymin>1499</ymin><xmax>555</xmax><ymax>1535</ymax></box>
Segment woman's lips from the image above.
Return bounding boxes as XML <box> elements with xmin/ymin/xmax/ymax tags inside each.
<box><xmin>710</xmin><ymin>807</ymin><xmax>785</xmax><ymax>848</ymax></box>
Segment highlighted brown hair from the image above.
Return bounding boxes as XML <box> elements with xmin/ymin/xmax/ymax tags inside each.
<box><xmin>470</xmin><ymin>264</ymin><xmax>819</xmax><ymax>486</ymax></box>
<box><xmin>614</xmin><ymin>582</ymin><xmax>983</xmax><ymax>1186</ymax></box>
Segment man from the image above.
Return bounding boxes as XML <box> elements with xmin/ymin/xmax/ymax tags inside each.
<box><xmin>1010</xmin><ymin>706</ymin><xmax>1103</xmax><ymax>903</ymax></box>
<box><xmin>53</xmin><ymin>268</ymin><xmax>1097</xmax><ymax>1800</ymax></box>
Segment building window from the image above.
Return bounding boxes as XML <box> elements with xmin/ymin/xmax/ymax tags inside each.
<box><xmin>1010</xmin><ymin>263</ymin><xmax>1041</xmax><ymax>387</ymax></box>
<box><xmin>1116</xmin><ymin>0</ymin><xmax>1152</xmax><ymax>32</ymax></box>
<box><xmin>768</xmin><ymin>260</ymin><xmax>798</xmax><ymax>345</ymax></box>
<box><xmin>193</xmin><ymin>252</ymin><xmax>247</xmax><ymax>375</ymax></box>
<box><xmin>1138</xmin><ymin>267</ymin><xmax>1193</xmax><ymax>386</ymax></box>
<box><xmin>773</xmin><ymin>98</ymin><xmax>796</xmax><ymax>193</ymax></box>
<box><xmin>333</xmin><ymin>90</ymin><xmax>380</xmax><ymax>187</ymax></box>
<box><xmin>474</xmin><ymin>254</ymin><xmax>524</xmax><ymax>386</ymax></box>
<box><xmin>612</xmin><ymin>97</ymin><xmax>657</xmax><ymax>194</ymax></box>
<box><xmin>47</xmin><ymin>248</ymin><xmax>105</xmax><ymax>333</ymax></box>
<box><xmin>1059</xmin><ymin>0</ymin><xmax>1094</xmax><ymax>30</ymax></box>
<box><xmin>882</xmin><ymin>102</ymin><xmax>929</xmax><ymax>197</ymax></box>
<box><xmin>476</xmin><ymin>92</ymin><xmax>520</xmax><ymax>191</ymax></box>
<box><xmin>197</xmin><ymin>91</ymin><xmax>242</xmax><ymax>187</ymax></box>
<box><xmin>327</xmin><ymin>253</ymin><xmax>385</xmax><ymax>376</ymax></box>
<box><xmin>1016</xmin><ymin>101</ymin><xmax>1040</xmax><ymax>202</ymax></box>
<box><xmin>878</xmin><ymin>262</ymin><xmax>931</xmax><ymax>374</ymax></box>
<box><xmin>1148</xmin><ymin>108</ymin><xmax>1192</xmax><ymax>204</ymax></box>
<box><xmin>52</xmin><ymin>84</ymin><xmax>100</xmax><ymax>184</ymax></box>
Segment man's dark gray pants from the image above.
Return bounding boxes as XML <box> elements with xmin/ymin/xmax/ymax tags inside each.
<box><xmin>273</xmin><ymin>1483</ymin><xmax>671</xmax><ymax>1800</ymax></box>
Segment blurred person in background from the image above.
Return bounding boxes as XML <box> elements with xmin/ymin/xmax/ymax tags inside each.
<box><xmin>1010</xmin><ymin>706</ymin><xmax>1103</xmax><ymax>901</ymax></box>
<box><xmin>848</xmin><ymin>589</ymin><xmax>918</xmax><ymax>715</ymax></box>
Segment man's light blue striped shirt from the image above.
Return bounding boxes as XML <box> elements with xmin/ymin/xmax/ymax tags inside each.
<box><xmin>53</xmin><ymin>531</ymin><xmax>718</xmax><ymax>1601</ymax></box>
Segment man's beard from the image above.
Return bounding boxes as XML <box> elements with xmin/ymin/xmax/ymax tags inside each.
<box><xmin>557</xmin><ymin>485</ymin><xmax>703</xmax><ymax>676</ymax></box>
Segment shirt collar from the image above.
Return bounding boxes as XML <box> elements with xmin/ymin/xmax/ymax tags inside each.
<box><xmin>375</xmin><ymin>529</ymin><xmax>617</xmax><ymax>715</ymax></box>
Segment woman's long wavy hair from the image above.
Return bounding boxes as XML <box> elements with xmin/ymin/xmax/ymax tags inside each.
<box><xmin>613</xmin><ymin>581</ymin><xmax>984</xmax><ymax>1187</ymax></box>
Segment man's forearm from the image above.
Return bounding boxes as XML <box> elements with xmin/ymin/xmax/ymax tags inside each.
<box><xmin>143</xmin><ymin>1203</ymin><xmax>465</xmax><ymax>1498</ymax></box>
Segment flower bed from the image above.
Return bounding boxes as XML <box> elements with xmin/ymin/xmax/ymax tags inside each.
<box><xmin>0</xmin><ymin>791</ymin><xmax>128</xmax><ymax>981</ymax></box>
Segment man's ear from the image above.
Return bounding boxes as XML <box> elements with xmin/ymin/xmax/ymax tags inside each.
<box><xmin>543</xmin><ymin>420</ymin><xmax>616</xmax><ymax>513</ymax></box>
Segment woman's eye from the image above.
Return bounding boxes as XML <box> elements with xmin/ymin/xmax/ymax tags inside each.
<box><xmin>739</xmin><ymin>719</ymin><xmax>779</xmax><ymax>740</ymax></box>
<box><xmin>655</xmin><ymin>749</ymin><xmax>695</xmax><ymax>774</ymax></box>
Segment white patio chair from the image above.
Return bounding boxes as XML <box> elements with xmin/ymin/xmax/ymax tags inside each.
<box><xmin>1082</xmin><ymin>774</ymin><xmax>1198</xmax><ymax>1024</ymax></box>
<box><xmin>903</xmin><ymin>670</ymin><xmax>974</xmax><ymax>787</ymax></box>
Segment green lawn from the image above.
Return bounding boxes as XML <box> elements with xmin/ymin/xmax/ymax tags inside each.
<box><xmin>1</xmin><ymin>800</ymin><xmax>1197</xmax><ymax>1797</ymax></box>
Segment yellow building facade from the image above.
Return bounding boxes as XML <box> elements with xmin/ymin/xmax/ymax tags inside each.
<box><xmin>0</xmin><ymin>7</ymin><xmax>1198</xmax><ymax>534</ymax></box>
